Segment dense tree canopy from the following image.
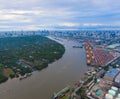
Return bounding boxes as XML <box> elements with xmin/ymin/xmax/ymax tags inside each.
<box><xmin>0</xmin><ymin>35</ymin><xmax>65</xmax><ymax>83</ymax></box>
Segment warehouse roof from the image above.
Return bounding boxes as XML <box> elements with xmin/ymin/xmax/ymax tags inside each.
<box><xmin>105</xmin><ymin>68</ymin><xmax>120</xmax><ymax>78</ymax></box>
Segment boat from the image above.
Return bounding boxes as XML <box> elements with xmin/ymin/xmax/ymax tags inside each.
<box><xmin>73</xmin><ymin>46</ymin><xmax>83</xmax><ymax>48</ymax></box>
<box><xmin>53</xmin><ymin>86</ymin><xmax>70</xmax><ymax>99</ymax></box>
<box><xmin>19</xmin><ymin>73</ymin><xmax>32</xmax><ymax>80</ymax></box>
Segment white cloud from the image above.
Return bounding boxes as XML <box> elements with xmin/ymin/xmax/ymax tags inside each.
<box><xmin>58</xmin><ymin>22</ymin><xmax>79</xmax><ymax>27</ymax></box>
<box><xmin>0</xmin><ymin>9</ymin><xmax>34</xmax><ymax>23</ymax></box>
<box><xmin>0</xmin><ymin>0</ymin><xmax>119</xmax><ymax>30</ymax></box>
<box><xmin>83</xmin><ymin>23</ymin><xmax>103</xmax><ymax>26</ymax></box>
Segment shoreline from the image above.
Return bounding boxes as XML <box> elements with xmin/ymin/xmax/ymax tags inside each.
<box><xmin>0</xmin><ymin>36</ymin><xmax>87</xmax><ymax>99</ymax></box>
<box><xmin>0</xmin><ymin>36</ymin><xmax>65</xmax><ymax>84</ymax></box>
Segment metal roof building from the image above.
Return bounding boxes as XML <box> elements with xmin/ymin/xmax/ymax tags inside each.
<box><xmin>105</xmin><ymin>69</ymin><xmax>120</xmax><ymax>78</ymax></box>
<box><xmin>114</xmin><ymin>73</ymin><xmax>120</xmax><ymax>88</ymax></box>
<box><xmin>104</xmin><ymin>68</ymin><xmax>120</xmax><ymax>81</ymax></box>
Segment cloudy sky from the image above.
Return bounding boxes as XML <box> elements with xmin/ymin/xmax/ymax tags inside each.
<box><xmin>0</xmin><ymin>0</ymin><xmax>120</xmax><ymax>30</ymax></box>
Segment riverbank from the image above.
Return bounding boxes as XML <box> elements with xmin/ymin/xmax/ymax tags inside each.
<box><xmin>0</xmin><ymin>36</ymin><xmax>87</xmax><ymax>99</ymax></box>
<box><xmin>70</xmin><ymin>42</ymin><xmax>120</xmax><ymax>99</ymax></box>
<box><xmin>0</xmin><ymin>36</ymin><xmax>65</xmax><ymax>83</ymax></box>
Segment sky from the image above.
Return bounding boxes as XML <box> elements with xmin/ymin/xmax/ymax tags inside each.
<box><xmin>0</xmin><ymin>0</ymin><xmax>120</xmax><ymax>30</ymax></box>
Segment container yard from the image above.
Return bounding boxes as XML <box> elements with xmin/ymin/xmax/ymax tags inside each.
<box><xmin>84</xmin><ymin>42</ymin><xmax>115</xmax><ymax>66</ymax></box>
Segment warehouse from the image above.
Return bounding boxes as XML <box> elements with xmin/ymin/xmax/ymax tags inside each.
<box><xmin>114</xmin><ymin>73</ymin><xmax>120</xmax><ymax>88</ymax></box>
<box><xmin>104</xmin><ymin>68</ymin><xmax>120</xmax><ymax>81</ymax></box>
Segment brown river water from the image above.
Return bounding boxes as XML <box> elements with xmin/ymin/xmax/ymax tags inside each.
<box><xmin>0</xmin><ymin>37</ymin><xmax>87</xmax><ymax>99</ymax></box>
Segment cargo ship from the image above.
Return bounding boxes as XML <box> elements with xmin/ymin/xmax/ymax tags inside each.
<box><xmin>53</xmin><ymin>86</ymin><xmax>70</xmax><ymax>99</ymax></box>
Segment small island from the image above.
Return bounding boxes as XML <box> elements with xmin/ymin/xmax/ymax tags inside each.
<box><xmin>0</xmin><ymin>35</ymin><xmax>65</xmax><ymax>83</ymax></box>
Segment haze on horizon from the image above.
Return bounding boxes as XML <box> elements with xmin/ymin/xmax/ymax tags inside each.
<box><xmin>0</xmin><ymin>0</ymin><xmax>120</xmax><ymax>31</ymax></box>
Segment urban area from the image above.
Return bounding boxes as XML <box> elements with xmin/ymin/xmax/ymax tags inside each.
<box><xmin>0</xmin><ymin>30</ymin><xmax>120</xmax><ymax>99</ymax></box>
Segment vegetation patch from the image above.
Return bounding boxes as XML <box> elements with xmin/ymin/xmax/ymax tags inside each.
<box><xmin>0</xmin><ymin>36</ymin><xmax>65</xmax><ymax>83</ymax></box>
<box><xmin>3</xmin><ymin>68</ymin><xmax>15</xmax><ymax>77</ymax></box>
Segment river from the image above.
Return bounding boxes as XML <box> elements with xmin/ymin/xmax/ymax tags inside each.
<box><xmin>0</xmin><ymin>37</ymin><xmax>87</xmax><ymax>99</ymax></box>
